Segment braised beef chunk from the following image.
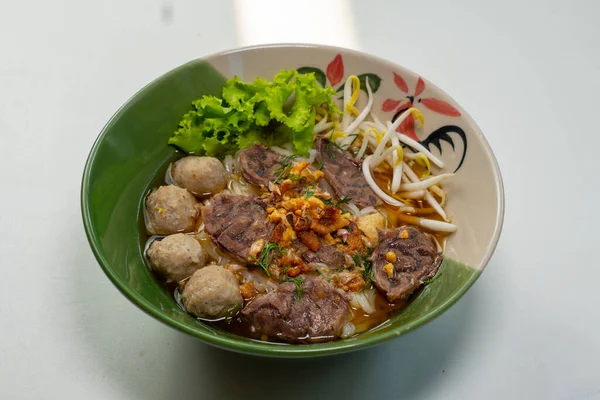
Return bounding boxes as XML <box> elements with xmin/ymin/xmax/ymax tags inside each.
<box><xmin>202</xmin><ymin>193</ymin><xmax>274</xmax><ymax>262</ymax></box>
<box><xmin>240</xmin><ymin>279</ymin><xmax>351</xmax><ymax>343</ymax></box>
<box><xmin>239</xmin><ymin>144</ymin><xmax>283</xmax><ymax>186</ymax></box>
<box><xmin>315</xmin><ymin>243</ymin><xmax>347</xmax><ymax>270</ymax></box>
<box><xmin>372</xmin><ymin>227</ymin><xmax>442</xmax><ymax>302</ymax></box>
<box><xmin>300</xmin><ymin>242</ymin><xmax>347</xmax><ymax>270</ymax></box>
<box><xmin>315</xmin><ymin>137</ymin><xmax>380</xmax><ymax>208</ymax></box>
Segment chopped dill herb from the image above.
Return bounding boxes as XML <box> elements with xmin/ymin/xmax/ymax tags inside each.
<box><xmin>250</xmin><ymin>242</ymin><xmax>282</xmax><ymax>276</ymax></box>
<box><xmin>280</xmin><ymin>154</ymin><xmax>299</xmax><ymax>164</ymax></box>
<box><xmin>336</xmin><ymin>196</ymin><xmax>352</xmax><ymax>205</ymax></box>
<box><xmin>274</xmin><ymin>154</ymin><xmax>299</xmax><ymax>182</ymax></box>
<box><xmin>325</xmin><ymin>139</ymin><xmax>347</xmax><ymax>159</ymax></box>
<box><xmin>304</xmin><ymin>187</ymin><xmax>315</xmax><ymax>200</ymax></box>
<box><xmin>325</xmin><ymin>140</ymin><xmax>334</xmax><ymax>159</ymax></box>
<box><xmin>352</xmin><ymin>248</ymin><xmax>375</xmax><ymax>283</ymax></box>
<box><xmin>288</xmin><ymin>174</ymin><xmax>305</xmax><ymax>181</ymax></box>
<box><xmin>324</xmin><ymin>196</ymin><xmax>353</xmax><ymax>210</ymax></box>
<box><xmin>283</xmin><ymin>276</ymin><xmax>305</xmax><ymax>300</ymax></box>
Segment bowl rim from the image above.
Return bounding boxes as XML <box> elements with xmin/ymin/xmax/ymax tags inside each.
<box><xmin>81</xmin><ymin>43</ymin><xmax>505</xmax><ymax>357</ymax></box>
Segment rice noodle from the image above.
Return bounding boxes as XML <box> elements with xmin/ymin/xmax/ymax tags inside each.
<box><xmin>270</xmin><ymin>146</ymin><xmax>293</xmax><ymax>157</ymax></box>
<box><xmin>342</xmin><ymin>202</ymin><xmax>361</xmax><ymax>217</ymax></box>
<box><xmin>196</xmin><ymin>231</ymin><xmax>231</xmax><ymax>265</ymax></box>
<box><xmin>350</xmin><ymin>289</ymin><xmax>376</xmax><ymax>314</ymax></box>
<box><xmin>359</xmin><ymin>206</ymin><xmax>378</xmax><ymax>216</ymax></box>
<box><xmin>297</xmin><ymin>148</ymin><xmax>318</xmax><ymax>164</ymax></box>
<box><xmin>341</xmin><ymin>322</ymin><xmax>356</xmax><ymax>338</ymax></box>
<box><xmin>229</xmin><ymin>177</ymin><xmax>258</xmax><ymax>195</ymax></box>
<box><xmin>164</xmin><ymin>163</ymin><xmax>175</xmax><ymax>185</ymax></box>
<box><xmin>243</xmin><ymin>269</ymin><xmax>278</xmax><ymax>293</ymax></box>
<box><xmin>223</xmin><ymin>155</ymin><xmax>235</xmax><ymax>173</ymax></box>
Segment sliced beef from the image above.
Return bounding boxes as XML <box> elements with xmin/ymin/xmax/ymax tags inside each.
<box><xmin>315</xmin><ymin>137</ymin><xmax>380</xmax><ymax>208</ymax></box>
<box><xmin>202</xmin><ymin>193</ymin><xmax>274</xmax><ymax>262</ymax></box>
<box><xmin>292</xmin><ymin>239</ymin><xmax>346</xmax><ymax>270</ymax></box>
<box><xmin>372</xmin><ymin>227</ymin><xmax>442</xmax><ymax>302</ymax></box>
<box><xmin>239</xmin><ymin>144</ymin><xmax>283</xmax><ymax>187</ymax></box>
<box><xmin>315</xmin><ymin>243</ymin><xmax>347</xmax><ymax>270</ymax></box>
<box><xmin>240</xmin><ymin>278</ymin><xmax>351</xmax><ymax>343</ymax></box>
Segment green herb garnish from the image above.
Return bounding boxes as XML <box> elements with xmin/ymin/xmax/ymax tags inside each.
<box><xmin>251</xmin><ymin>242</ymin><xmax>282</xmax><ymax>276</ymax></box>
<box><xmin>324</xmin><ymin>196</ymin><xmax>353</xmax><ymax>210</ymax></box>
<box><xmin>288</xmin><ymin>174</ymin><xmax>305</xmax><ymax>181</ymax></box>
<box><xmin>317</xmin><ymin>158</ymin><xmax>325</xmax><ymax>170</ymax></box>
<box><xmin>273</xmin><ymin>154</ymin><xmax>298</xmax><ymax>182</ymax></box>
<box><xmin>352</xmin><ymin>248</ymin><xmax>375</xmax><ymax>284</ymax></box>
<box><xmin>325</xmin><ymin>139</ymin><xmax>347</xmax><ymax>159</ymax></box>
<box><xmin>283</xmin><ymin>276</ymin><xmax>305</xmax><ymax>300</ymax></box>
<box><xmin>304</xmin><ymin>187</ymin><xmax>315</xmax><ymax>200</ymax></box>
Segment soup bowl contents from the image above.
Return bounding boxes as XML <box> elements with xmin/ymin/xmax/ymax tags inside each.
<box><xmin>143</xmin><ymin>69</ymin><xmax>460</xmax><ymax>344</ymax></box>
<box><xmin>82</xmin><ymin>44</ymin><xmax>503</xmax><ymax>356</ymax></box>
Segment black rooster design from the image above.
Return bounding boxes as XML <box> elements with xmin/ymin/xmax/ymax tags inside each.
<box><xmin>392</xmin><ymin>109</ymin><xmax>468</xmax><ymax>173</ymax></box>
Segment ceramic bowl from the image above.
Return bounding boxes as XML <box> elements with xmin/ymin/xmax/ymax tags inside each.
<box><xmin>81</xmin><ymin>44</ymin><xmax>504</xmax><ymax>357</ymax></box>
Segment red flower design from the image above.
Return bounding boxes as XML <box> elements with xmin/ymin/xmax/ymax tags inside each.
<box><xmin>382</xmin><ymin>98</ymin><xmax>402</xmax><ymax>112</ymax></box>
<box><xmin>326</xmin><ymin>54</ymin><xmax>344</xmax><ymax>86</ymax></box>
<box><xmin>396</xmin><ymin>100</ymin><xmax>417</xmax><ymax>141</ymax></box>
<box><xmin>382</xmin><ymin>73</ymin><xmax>461</xmax><ymax>141</ymax></box>
<box><xmin>420</xmin><ymin>98</ymin><xmax>461</xmax><ymax>116</ymax></box>
<box><xmin>393</xmin><ymin>72</ymin><xmax>408</xmax><ymax>93</ymax></box>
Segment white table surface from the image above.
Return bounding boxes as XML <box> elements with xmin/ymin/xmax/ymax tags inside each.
<box><xmin>1</xmin><ymin>0</ymin><xmax>599</xmax><ymax>399</ymax></box>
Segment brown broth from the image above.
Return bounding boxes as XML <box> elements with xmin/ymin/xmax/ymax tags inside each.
<box><xmin>350</xmin><ymin>288</ymin><xmax>413</xmax><ymax>333</ymax></box>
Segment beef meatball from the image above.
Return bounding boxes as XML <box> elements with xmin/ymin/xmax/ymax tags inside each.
<box><xmin>181</xmin><ymin>264</ymin><xmax>243</xmax><ymax>319</ymax></box>
<box><xmin>171</xmin><ymin>156</ymin><xmax>227</xmax><ymax>196</ymax></box>
<box><xmin>146</xmin><ymin>234</ymin><xmax>206</xmax><ymax>282</ymax></box>
<box><xmin>145</xmin><ymin>185</ymin><xmax>198</xmax><ymax>235</ymax></box>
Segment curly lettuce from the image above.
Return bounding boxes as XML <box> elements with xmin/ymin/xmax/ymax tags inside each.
<box><xmin>168</xmin><ymin>70</ymin><xmax>339</xmax><ymax>157</ymax></box>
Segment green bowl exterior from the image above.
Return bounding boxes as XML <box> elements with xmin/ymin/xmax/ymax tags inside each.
<box><xmin>81</xmin><ymin>54</ymin><xmax>485</xmax><ymax>358</ymax></box>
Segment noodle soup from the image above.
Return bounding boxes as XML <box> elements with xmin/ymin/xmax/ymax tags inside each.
<box><xmin>141</xmin><ymin>70</ymin><xmax>456</xmax><ymax>343</ymax></box>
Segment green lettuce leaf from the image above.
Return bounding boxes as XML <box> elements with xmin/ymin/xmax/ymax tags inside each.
<box><xmin>168</xmin><ymin>69</ymin><xmax>340</xmax><ymax>157</ymax></box>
